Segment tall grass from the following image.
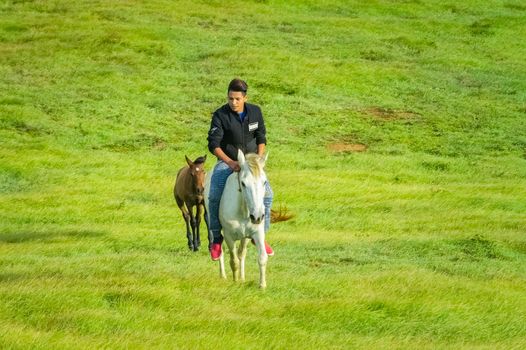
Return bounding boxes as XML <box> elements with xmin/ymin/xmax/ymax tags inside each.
<box><xmin>1</xmin><ymin>0</ymin><xmax>525</xmax><ymax>348</ymax></box>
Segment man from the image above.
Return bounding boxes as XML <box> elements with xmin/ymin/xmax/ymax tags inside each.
<box><xmin>207</xmin><ymin>78</ymin><xmax>274</xmax><ymax>261</ymax></box>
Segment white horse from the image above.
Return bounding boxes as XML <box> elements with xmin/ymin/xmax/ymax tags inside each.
<box><xmin>205</xmin><ymin>149</ymin><xmax>269</xmax><ymax>288</ymax></box>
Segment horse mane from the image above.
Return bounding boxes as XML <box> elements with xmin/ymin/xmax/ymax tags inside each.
<box><xmin>242</xmin><ymin>154</ymin><xmax>294</xmax><ymax>223</ymax></box>
<box><xmin>244</xmin><ymin>153</ymin><xmax>263</xmax><ymax>178</ymax></box>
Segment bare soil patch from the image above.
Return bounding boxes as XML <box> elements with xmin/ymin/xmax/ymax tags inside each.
<box><xmin>364</xmin><ymin>107</ymin><xmax>419</xmax><ymax>120</ymax></box>
<box><xmin>327</xmin><ymin>143</ymin><xmax>368</xmax><ymax>153</ymax></box>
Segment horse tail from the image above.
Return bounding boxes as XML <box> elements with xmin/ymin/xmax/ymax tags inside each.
<box><xmin>270</xmin><ymin>205</ymin><xmax>294</xmax><ymax>223</ymax></box>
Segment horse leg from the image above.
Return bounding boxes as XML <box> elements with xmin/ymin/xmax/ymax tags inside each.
<box><xmin>253</xmin><ymin>231</ymin><xmax>268</xmax><ymax>289</ymax></box>
<box><xmin>176</xmin><ymin>197</ymin><xmax>193</xmax><ymax>251</ymax></box>
<box><xmin>219</xmin><ymin>249</ymin><xmax>226</xmax><ymax>279</ymax></box>
<box><xmin>188</xmin><ymin>203</ymin><xmax>197</xmax><ymax>252</ymax></box>
<box><xmin>238</xmin><ymin>238</ymin><xmax>249</xmax><ymax>282</ymax></box>
<box><xmin>203</xmin><ymin>204</ymin><xmax>212</xmax><ymax>251</ymax></box>
<box><xmin>195</xmin><ymin>203</ymin><xmax>203</xmax><ymax>250</ymax></box>
<box><xmin>224</xmin><ymin>234</ymin><xmax>239</xmax><ymax>281</ymax></box>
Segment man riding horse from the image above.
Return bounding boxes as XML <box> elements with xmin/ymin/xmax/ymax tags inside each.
<box><xmin>207</xmin><ymin>78</ymin><xmax>274</xmax><ymax>261</ymax></box>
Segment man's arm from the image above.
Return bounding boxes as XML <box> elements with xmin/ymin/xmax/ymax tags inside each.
<box><xmin>254</xmin><ymin>106</ymin><xmax>267</xmax><ymax>148</ymax></box>
<box><xmin>208</xmin><ymin>113</ymin><xmax>240</xmax><ymax>171</ymax></box>
<box><xmin>257</xmin><ymin>143</ymin><xmax>265</xmax><ymax>157</ymax></box>
<box><xmin>207</xmin><ymin>112</ymin><xmax>224</xmax><ymax>155</ymax></box>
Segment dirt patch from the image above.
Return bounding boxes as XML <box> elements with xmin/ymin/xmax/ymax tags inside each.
<box><xmin>364</xmin><ymin>107</ymin><xmax>419</xmax><ymax>120</ymax></box>
<box><xmin>327</xmin><ymin>143</ymin><xmax>368</xmax><ymax>153</ymax></box>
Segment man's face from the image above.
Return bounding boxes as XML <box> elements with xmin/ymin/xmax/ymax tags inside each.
<box><xmin>228</xmin><ymin>91</ymin><xmax>247</xmax><ymax>113</ymax></box>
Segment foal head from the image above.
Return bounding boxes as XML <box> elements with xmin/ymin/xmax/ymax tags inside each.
<box><xmin>185</xmin><ymin>155</ymin><xmax>207</xmax><ymax>201</ymax></box>
<box><xmin>237</xmin><ymin>150</ymin><xmax>268</xmax><ymax>225</ymax></box>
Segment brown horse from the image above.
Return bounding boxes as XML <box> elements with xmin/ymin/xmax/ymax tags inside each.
<box><xmin>174</xmin><ymin>155</ymin><xmax>211</xmax><ymax>251</ymax></box>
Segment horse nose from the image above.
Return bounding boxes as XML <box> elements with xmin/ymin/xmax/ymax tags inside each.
<box><xmin>250</xmin><ymin>214</ymin><xmax>264</xmax><ymax>225</ymax></box>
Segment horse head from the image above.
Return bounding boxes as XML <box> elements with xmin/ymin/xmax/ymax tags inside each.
<box><xmin>237</xmin><ymin>149</ymin><xmax>268</xmax><ymax>225</ymax></box>
<box><xmin>185</xmin><ymin>155</ymin><xmax>207</xmax><ymax>201</ymax></box>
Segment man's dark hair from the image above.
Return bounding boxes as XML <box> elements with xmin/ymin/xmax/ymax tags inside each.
<box><xmin>228</xmin><ymin>78</ymin><xmax>248</xmax><ymax>95</ymax></box>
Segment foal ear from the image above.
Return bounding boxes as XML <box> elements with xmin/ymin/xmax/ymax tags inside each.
<box><xmin>237</xmin><ymin>149</ymin><xmax>245</xmax><ymax>166</ymax></box>
<box><xmin>185</xmin><ymin>156</ymin><xmax>193</xmax><ymax>167</ymax></box>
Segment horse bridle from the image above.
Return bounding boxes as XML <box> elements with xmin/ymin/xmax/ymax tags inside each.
<box><xmin>237</xmin><ymin>172</ymin><xmax>242</xmax><ymax>192</ymax></box>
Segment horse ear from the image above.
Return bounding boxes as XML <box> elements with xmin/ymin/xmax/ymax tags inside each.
<box><xmin>185</xmin><ymin>156</ymin><xmax>193</xmax><ymax>167</ymax></box>
<box><xmin>259</xmin><ymin>152</ymin><xmax>268</xmax><ymax>167</ymax></box>
<box><xmin>237</xmin><ymin>149</ymin><xmax>245</xmax><ymax>166</ymax></box>
<box><xmin>202</xmin><ymin>155</ymin><xmax>207</xmax><ymax>163</ymax></box>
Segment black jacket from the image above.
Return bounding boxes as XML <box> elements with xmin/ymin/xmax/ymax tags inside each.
<box><xmin>207</xmin><ymin>103</ymin><xmax>267</xmax><ymax>161</ymax></box>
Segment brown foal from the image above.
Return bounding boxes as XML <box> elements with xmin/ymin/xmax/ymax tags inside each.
<box><xmin>174</xmin><ymin>155</ymin><xmax>211</xmax><ymax>251</ymax></box>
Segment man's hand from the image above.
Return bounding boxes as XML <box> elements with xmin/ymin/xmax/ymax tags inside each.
<box><xmin>227</xmin><ymin>160</ymin><xmax>241</xmax><ymax>172</ymax></box>
<box><xmin>214</xmin><ymin>147</ymin><xmax>241</xmax><ymax>172</ymax></box>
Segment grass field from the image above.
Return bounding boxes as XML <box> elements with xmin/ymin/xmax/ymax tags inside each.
<box><xmin>1</xmin><ymin>0</ymin><xmax>526</xmax><ymax>348</ymax></box>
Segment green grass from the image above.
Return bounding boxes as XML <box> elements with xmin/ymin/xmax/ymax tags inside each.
<box><xmin>1</xmin><ymin>0</ymin><xmax>526</xmax><ymax>348</ymax></box>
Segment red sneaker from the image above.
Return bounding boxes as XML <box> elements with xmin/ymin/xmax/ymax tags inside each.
<box><xmin>210</xmin><ymin>243</ymin><xmax>222</xmax><ymax>261</ymax></box>
<box><xmin>251</xmin><ymin>239</ymin><xmax>274</xmax><ymax>256</ymax></box>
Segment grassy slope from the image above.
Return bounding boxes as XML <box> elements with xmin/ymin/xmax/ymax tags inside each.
<box><xmin>1</xmin><ymin>0</ymin><xmax>526</xmax><ymax>348</ymax></box>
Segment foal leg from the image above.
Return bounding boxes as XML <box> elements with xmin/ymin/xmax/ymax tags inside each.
<box><xmin>195</xmin><ymin>203</ymin><xmax>203</xmax><ymax>250</ymax></box>
<box><xmin>187</xmin><ymin>203</ymin><xmax>197</xmax><ymax>252</ymax></box>
<box><xmin>238</xmin><ymin>238</ymin><xmax>249</xmax><ymax>282</ymax></box>
<box><xmin>176</xmin><ymin>197</ymin><xmax>193</xmax><ymax>250</ymax></box>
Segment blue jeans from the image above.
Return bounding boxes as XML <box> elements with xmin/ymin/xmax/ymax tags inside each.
<box><xmin>208</xmin><ymin>160</ymin><xmax>273</xmax><ymax>244</ymax></box>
